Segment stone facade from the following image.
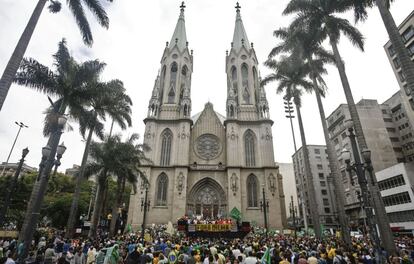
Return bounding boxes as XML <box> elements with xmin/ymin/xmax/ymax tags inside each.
<box><xmin>127</xmin><ymin>4</ymin><xmax>286</xmax><ymax>230</ymax></box>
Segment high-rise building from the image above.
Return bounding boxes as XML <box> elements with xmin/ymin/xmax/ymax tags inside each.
<box><xmin>384</xmin><ymin>11</ymin><xmax>414</xmax><ymax>126</ymax></box>
<box><xmin>292</xmin><ymin>145</ymin><xmax>338</xmax><ymax>229</ymax></box>
<box><xmin>127</xmin><ymin>3</ymin><xmax>286</xmax><ymax>229</ymax></box>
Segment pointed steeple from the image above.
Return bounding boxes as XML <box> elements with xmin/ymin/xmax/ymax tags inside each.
<box><xmin>169</xmin><ymin>2</ymin><xmax>188</xmax><ymax>52</ymax></box>
<box><xmin>232</xmin><ymin>2</ymin><xmax>250</xmax><ymax>52</ymax></box>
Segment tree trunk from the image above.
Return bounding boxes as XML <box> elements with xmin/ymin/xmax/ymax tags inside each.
<box><xmin>0</xmin><ymin>0</ymin><xmax>47</xmax><ymax>111</ymax></box>
<box><xmin>312</xmin><ymin>78</ymin><xmax>351</xmax><ymax>247</ymax></box>
<box><xmin>109</xmin><ymin>177</ymin><xmax>125</xmax><ymax>237</ymax></box>
<box><xmin>329</xmin><ymin>38</ymin><xmax>396</xmax><ymax>254</ymax></box>
<box><xmin>377</xmin><ymin>0</ymin><xmax>414</xmax><ymax>97</ymax></box>
<box><xmin>296</xmin><ymin>104</ymin><xmax>322</xmax><ymax>238</ymax></box>
<box><xmin>88</xmin><ymin>174</ymin><xmax>107</xmax><ymax>239</ymax></box>
<box><xmin>66</xmin><ymin>123</ymin><xmax>95</xmax><ymax>238</ymax></box>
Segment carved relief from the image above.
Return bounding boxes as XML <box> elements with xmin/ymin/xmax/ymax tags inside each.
<box><xmin>177</xmin><ymin>172</ymin><xmax>185</xmax><ymax>195</ymax></box>
<box><xmin>178</xmin><ymin>124</ymin><xmax>189</xmax><ymax>139</ymax></box>
<box><xmin>194</xmin><ymin>134</ymin><xmax>222</xmax><ymax>160</ymax></box>
<box><xmin>261</xmin><ymin>127</ymin><xmax>273</xmax><ymax>141</ymax></box>
<box><xmin>145</xmin><ymin>125</ymin><xmax>155</xmax><ymax>140</ymax></box>
<box><xmin>268</xmin><ymin>173</ymin><xmax>276</xmax><ymax>195</ymax></box>
<box><xmin>230</xmin><ymin>173</ymin><xmax>238</xmax><ymax>195</ymax></box>
<box><xmin>227</xmin><ymin>126</ymin><xmax>238</xmax><ymax>140</ymax></box>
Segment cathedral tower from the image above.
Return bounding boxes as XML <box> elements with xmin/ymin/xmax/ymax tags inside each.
<box><xmin>127</xmin><ymin>3</ymin><xmax>286</xmax><ymax>231</ymax></box>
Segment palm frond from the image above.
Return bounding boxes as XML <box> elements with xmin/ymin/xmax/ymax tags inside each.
<box><xmin>67</xmin><ymin>0</ymin><xmax>93</xmax><ymax>46</ymax></box>
<box><xmin>82</xmin><ymin>0</ymin><xmax>109</xmax><ymax>28</ymax></box>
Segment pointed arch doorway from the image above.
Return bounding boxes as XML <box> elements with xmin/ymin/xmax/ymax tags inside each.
<box><xmin>187</xmin><ymin>178</ymin><xmax>227</xmax><ymax>219</ymax></box>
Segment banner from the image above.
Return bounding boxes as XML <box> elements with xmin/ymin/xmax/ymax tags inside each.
<box><xmin>188</xmin><ymin>224</ymin><xmax>232</xmax><ymax>232</ymax></box>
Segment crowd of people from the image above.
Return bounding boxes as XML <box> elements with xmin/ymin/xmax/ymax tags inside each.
<box><xmin>0</xmin><ymin>225</ymin><xmax>413</xmax><ymax>264</ymax></box>
<box><xmin>178</xmin><ymin>216</ymin><xmax>234</xmax><ymax>225</ymax></box>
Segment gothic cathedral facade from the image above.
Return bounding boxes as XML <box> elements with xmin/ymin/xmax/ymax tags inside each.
<box><xmin>127</xmin><ymin>3</ymin><xmax>287</xmax><ymax>229</ymax></box>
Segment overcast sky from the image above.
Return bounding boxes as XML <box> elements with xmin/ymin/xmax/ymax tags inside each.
<box><xmin>0</xmin><ymin>0</ymin><xmax>413</xmax><ymax>172</ymax></box>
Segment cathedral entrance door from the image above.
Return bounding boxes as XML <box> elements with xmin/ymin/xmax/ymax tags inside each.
<box><xmin>187</xmin><ymin>178</ymin><xmax>227</xmax><ymax>219</ymax></box>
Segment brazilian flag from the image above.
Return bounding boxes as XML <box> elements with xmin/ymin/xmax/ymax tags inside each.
<box><xmin>230</xmin><ymin>207</ymin><xmax>242</xmax><ymax>221</ymax></box>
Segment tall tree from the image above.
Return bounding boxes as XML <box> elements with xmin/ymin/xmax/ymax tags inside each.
<box><xmin>269</xmin><ymin>26</ymin><xmax>352</xmax><ymax>247</ymax></box>
<box><xmin>108</xmin><ymin>134</ymin><xmax>150</xmax><ymax>237</ymax></box>
<box><xmin>283</xmin><ymin>0</ymin><xmax>395</xmax><ymax>254</ymax></box>
<box><xmin>13</xmin><ymin>39</ymin><xmax>106</xmax><ymax>258</ymax></box>
<box><xmin>66</xmin><ymin>80</ymin><xmax>133</xmax><ymax>238</ymax></box>
<box><xmin>349</xmin><ymin>0</ymin><xmax>414</xmax><ymax>99</ymax></box>
<box><xmin>0</xmin><ymin>0</ymin><xmax>111</xmax><ymax>110</ymax></box>
<box><xmin>261</xmin><ymin>56</ymin><xmax>322</xmax><ymax>238</ymax></box>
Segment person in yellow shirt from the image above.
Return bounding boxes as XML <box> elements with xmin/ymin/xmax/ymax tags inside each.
<box><xmin>279</xmin><ymin>251</ymin><xmax>291</xmax><ymax>264</ymax></box>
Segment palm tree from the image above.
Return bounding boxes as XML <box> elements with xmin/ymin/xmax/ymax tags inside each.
<box><xmin>283</xmin><ymin>0</ymin><xmax>395</xmax><ymax>253</ymax></box>
<box><xmin>349</xmin><ymin>0</ymin><xmax>414</xmax><ymax>98</ymax></box>
<box><xmin>268</xmin><ymin>26</ymin><xmax>352</xmax><ymax>246</ymax></box>
<box><xmin>65</xmin><ymin>80</ymin><xmax>133</xmax><ymax>238</ymax></box>
<box><xmin>13</xmin><ymin>39</ymin><xmax>105</xmax><ymax>259</ymax></box>
<box><xmin>0</xmin><ymin>0</ymin><xmax>111</xmax><ymax>111</ymax></box>
<box><xmin>108</xmin><ymin>134</ymin><xmax>150</xmax><ymax>237</ymax></box>
<box><xmin>261</xmin><ymin>56</ymin><xmax>322</xmax><ymax>238</ymax></box>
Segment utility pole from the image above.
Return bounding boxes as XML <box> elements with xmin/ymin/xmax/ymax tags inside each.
<box><xmin>1</xmin><ymin>121</ymin><xmax>28</xmax><ymax>176</ymax></box>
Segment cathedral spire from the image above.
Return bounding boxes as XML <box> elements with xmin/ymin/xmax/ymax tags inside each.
<box><xmin>231</xmin><ymin>2</ymin><xmax>250</xmax><ymax>52</ymax></box>
<box><xmin>169</xmin><ymin>2</ymin><xmax>188</xmax><ymax>52</ymax></box>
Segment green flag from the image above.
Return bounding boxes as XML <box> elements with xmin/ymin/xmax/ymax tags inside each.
<box><xmin>126</xmin><ymin>223</ymin><xmax>132</xmax><ymax>233</ymax></box>
<box><xmin>230</xmin><ymin>207</ymin><xmax>241</xmax><ymax>221</ymax></box>
<box><xmin>261</xmin><ymin>247</ymin><xmax>271</xmax><ymax>264</ymax></box>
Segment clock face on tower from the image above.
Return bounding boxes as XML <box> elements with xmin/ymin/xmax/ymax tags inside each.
<box><xmin>194</xmin><ymin>134</ymin><xmax>222</xmax><ymax>160</ymax></box>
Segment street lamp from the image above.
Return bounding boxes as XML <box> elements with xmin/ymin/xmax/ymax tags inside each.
<box><xmin>140</xmin><ymin>180</ymin><xmax>150</xmax><ymax>242</ymax></box>
<box><xmin>0</xmin><ymin>147</ymin><xmax>30</xmax><ymax>227</ymax></box>
<box><xmin>341</xmin><ymin>127</ymin><xmax>383</xmax><ymax>264</ymax></box>
<box><xmin>260</xmin><ymin>183</ymin><xmax>269</xmax><ymax>237</ymax></box>
<box><xmin>19</xmin><ymin>113</ymin><xmax>67</xmax><ymax>261</ymax></box>
<box><xmin>1</xmin><ymin>121</ymin><xmax>28</xmax><ymax>177</ymax></box>
<box><xmin>52</xmin><ymin>142</ymin><xmax>66</xmax><ymax>177</ymax></box>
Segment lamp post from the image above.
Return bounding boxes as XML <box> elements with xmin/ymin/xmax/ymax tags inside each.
<box><xmin>260</xmin><ymin>184</ymin><xmax>269</xmax><ymax>237</ymax></box>
<box><xmin>1</xmin><ymin>121</ymin><xmax>28</xmax><ymax>177</ymax></box>
<box><xmin>0</xmin><ymin>147</ymin><xmax>29</xmax><ymax>227</ymax></box>
<box><xmin>341</xmin><ymin>127</ymin><xmax>382</xmax><ymax>264</ymax></box>
<box><xmin>140</xmin><ymin>180</ymin><xmax>150</xmax><ymax>242</ymax></box>
<box><xmin>19</xmin><ymin>115</ymin><xmax>67</xmax><ymax>261</ymax></box>
<box><xmin>290</xmin><ymin>195</ymin><xmax>297</xmax><ymax>240</ymax></box>
<box><xmin>52</xmin><ymin>142</ymin><xmax>66</xmax><ymax>177</ymax></box>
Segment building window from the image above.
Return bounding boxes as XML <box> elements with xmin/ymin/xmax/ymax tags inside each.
<box><xmin>383</xmin><ymin>118</ymin><xmax>393</xmax><ymax>122</ymax></box>
<box><xmin>408</xmin><ymin>42</ymin><xmax>414</xmax><ymax>56</ymax></box>
<box><xmin>160</xmin><ymin>129</ymin><xmax>172</xmax><ymax>166</ymax></box>
<box><xmin>156</xmin><ymin>173</ymin><xmax>168</xmax><ymax>206</ymax></box>
<box><xmin>393</xmin><ymin>57</ymin><xmax>401</xmax><ymax>69</ymax></box>
<box><xmin>318</xmin><ymin>173</ymin><xmax>324</xmax><ymax>179</ymax></box>
<box><xmin>390</xmin><ymin>137</ymin><xmax>400</xmax><ymax>142</ymax></box>
<box><xmin>388</xmin><ymin>45</ymin><xmax>396</xmax><ymax>56</ymax></box>
<box><xmin>244</xmin><ymin>130</ymin><xmax>256</xmax><ymax>167</ymax></box>
<box><xmin>168</xmin><ymin>62</ymin><xmax>178</xmax><ymax>103</ymax></box>
<box><xmin>386</xmin><ymin>127</ymin><xmax>396</xmax><ymax>133</ymax></box>
<box><xmin>247</xmin><ymin>174</ymin><xmax>258</xmax><ymax>207</ymax></box>
<box><xmin>341</xmin><ymin>132</ymin><xmax>347</xmax><ymax>139</ymax></box>
<box><xmin>321</xmin><ymin>190</ymin><xmax>328</xmax><ymax>195</ymax></box>
<box><xmin>324</xmin><ymin>207</ymin><xmax>330</xmax><ymax>213</ymax></box>
<box><xmin>323</xmin><ymin>198</ymin><xmax>329</xmax><ymax>206</ymax></box>
<box><xmin>314</xmin><ymin>149</ymin><xmax>320</xmax><ymax>154</ymax></box>
<box><xmin>317</xmin><ymin>164</ymin><xmax>323</xmax><ymax>170</ymax></box>
<box><xmin>387</xmin><ymin>210</ymin><xmax>414</xmax><ymax>223</ymax></box>
<box><xmin>393</xmin><ymin>147</ymin><xmax>403</xmax><ymax>153</ymax></box>
<box><xmin>378</xmin><ymin>174</ymin><xmax>406</xmax><ymax>191</ymax></box>
<box><xmin>402</xmin><ymin>26</ymin><xmax>414</xmax><ymax>43</ymax></box>
<box><xmin>320</xmin><ymin>181</ymin><xmax>326</xmax><ymax>187</ymax></box>
<box><xmin>382</xmin><ymin>191</ymin><xmax>411</xmax><ymax>207</ymax></box>
<box><xmin>398</xmin><ymin>71</ymin><xmax>406</xmax><ymax>82</ymax></box>
<box><xmin>241</xmin><ymin>63</ymin><xmax>250</xmax><ymax>104</ymax></box>
<box><xmin>382</xmin><ymin>109</ymin><xmax>387</xmax><ymax>114</ymax></box>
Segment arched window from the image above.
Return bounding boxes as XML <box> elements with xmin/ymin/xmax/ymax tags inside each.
<box><xmin>244</xmin><ymin>130</ymin><xmax>256</xmax><ymax>166</ymax></box>
<box><xmin>168</xmin><ymin>62</ymin><xmax>178</xmax><ymax>103</ymax></box>
<box><xmin>160</xmin><ymin>129</ymin><xmax>172</xmax><ymax>166</ymax></box>
<box><xmin>247</xmin><ymin>174</ymin><xmax>258</xmax><ymax>207</ymax></box>
<box><xmin>182</xmin><ymin>65</ymin><xmax>188</xmax><ymax>76</ymax></box>
<box><xmin>160</xmin><ymin>65</ymin><xmax>166</xmax><ymax>103</ymax></box>
<box><xmin>156</xmin><ymin>173</ymin><xmax>168</xmax><ymax>206</ymax></box>
<box><xmin>241</xmin><ymin>64</ymin><xmax>249</xmax><ymax>103</ymax></box>
<box><xmin>231</xmin><ymin>66</ymin><xmax>238</xmax><ymax>96</ymax></box>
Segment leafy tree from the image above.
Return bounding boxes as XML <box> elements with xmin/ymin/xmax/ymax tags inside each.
<box><xmin>261</xmin><ymin>55</ymin><xmax>322</xmax><ymax>238</ymax></box>
<box><xmin>0</xmin><ymin>0</ymin><xmax>112</xmax><ymax>110</ymax></box>
<box><xmin>66</xmin><ymin>79</ymin><xmax>133</xmax><ymax>238</ymax></box>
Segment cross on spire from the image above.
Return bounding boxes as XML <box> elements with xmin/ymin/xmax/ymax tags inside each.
<box><xmin>235</xmin><ymin>2</ymin><xmax>241</xmax><ymax>12</ymax></box>
<box><xmin>180</xmin><ymin>1</ymin><xmax>186</xmax><ymax>12</ymax></box>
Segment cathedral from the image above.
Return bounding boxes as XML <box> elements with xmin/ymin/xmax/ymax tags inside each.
<box><xmin>127</xmin><ymin>3</ymin><xmax>287</xmax><ymax>230</ymax></box>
